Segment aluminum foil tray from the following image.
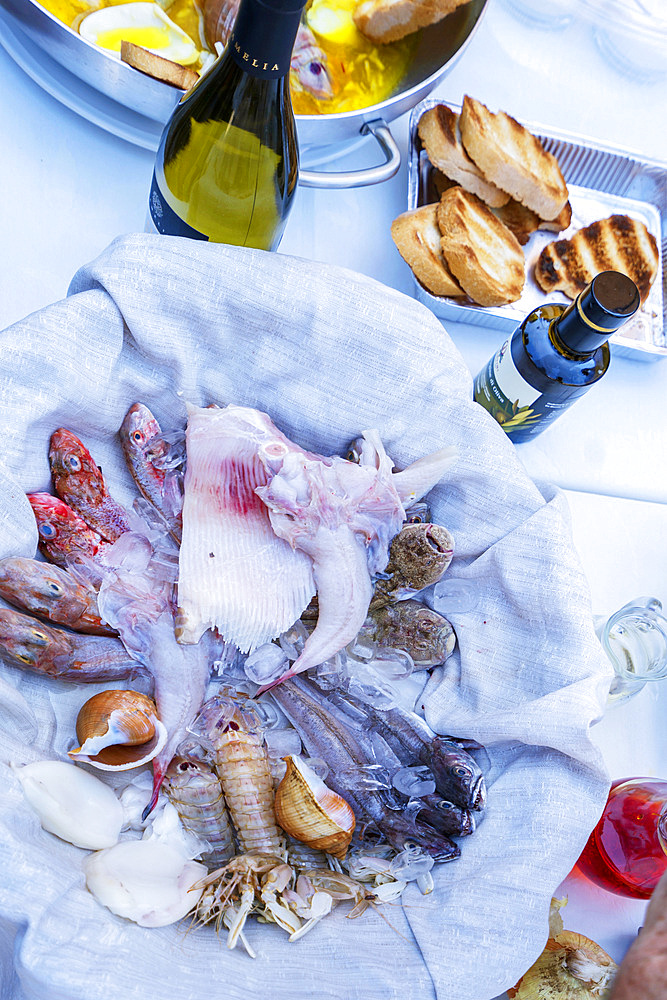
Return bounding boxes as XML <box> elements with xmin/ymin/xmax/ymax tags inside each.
<box><xmin>407</xmin><ymin>98</ymin><xmax>666</xmax><ymax>362</ymax></box>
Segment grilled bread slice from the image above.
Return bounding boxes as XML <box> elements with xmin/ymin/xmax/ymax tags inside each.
<box><xmin>353</xmin><ymin>0</ymin><xmax>470</xmax><ymax>43</ymax></box>
<box><xmin>120</xmin><ymin>41</ymin><xmax>199</xmax><ymax>90</ymax></box>
<box><xmin>535</xmin><ymin>214</ymin><xmax>659</xmax><ymax>305</ymax></box>
<box><xmin>459</xmin><ymin>95</ymin><xmax>569</xmax><ymax>220</ymax></box>
<box><xmin>391</xmin><ymin>204</ymin><xmax>465</xmax><ymax>297</ymax></box>
<box><xmin>490</xmin><ymin>198</ymin><xmax>572</xmax><ymax>245</ymax></box>
<box><xmin>418</xmin><ymin>105</ymin><xmax>510</xmax><ymax>208</ymax></box>
<box><xmin>437</xmin><ymin>187</ymin><xmax>525</xmax><ymax>307</ymax></box>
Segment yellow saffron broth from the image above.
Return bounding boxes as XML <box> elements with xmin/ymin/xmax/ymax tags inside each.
<box><xmin>37</xmin><ymin>0</ymin><xmax>415</xmax><ymax>114</ymax></box>
<box><xmin>293</xmin><ymin>0</ymin><xmax>417</xmax><ymax>115</ymax></box>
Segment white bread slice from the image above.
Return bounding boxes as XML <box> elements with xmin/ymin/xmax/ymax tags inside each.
<box><xmin>353</xmin><ymin>0</ymin><xmax>470</xmax><ymax>43</ymax></box>
<box><xmin>459</xmin><ymin>95</ymin><xmax>569</xmax><ymax>220</ymax></box>
<box><xmin>418</xmin><ymin>105</ymin><xmax>510</xmax><ymax>208</ymax></box>
<box><xmin>437</xmin><ymin>187</ymin><xmax>525</xmax><ymax>307</ymax></box>
<box><xmin>391</xmin><ymin>205</ymin><xmax>465</xmax><ymax>297</ymax></box>
<box><xmin>535</xmin><ymin>214</ymin><xmax>659</xmax><ymax>305</ymax></box>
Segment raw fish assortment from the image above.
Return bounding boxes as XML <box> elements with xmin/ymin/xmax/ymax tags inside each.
<box><xmin>1</xmin><ymin>402</ymin><xmax>489</xmax><ymax>951</ymax></box>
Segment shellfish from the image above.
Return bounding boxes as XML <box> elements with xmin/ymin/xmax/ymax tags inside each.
<box><xmin>68</xmin><ymin>689</ymin><xmax>168</xmax><ymax>770</ymax></box>
<box><xmin>274</xmin><ymin>754</ymin><xmax>356</xmax><ymax>860</ymax></box>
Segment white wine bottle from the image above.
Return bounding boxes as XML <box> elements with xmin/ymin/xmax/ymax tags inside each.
<box><xmin>147</xmin><ymin>0</ymin><xmax>306</xmax><ymax>248</ymax></box>
<box><xmin>473</xmin><ymin>271</ymin><xmax>640</xmax><ymax>442</ymax></box>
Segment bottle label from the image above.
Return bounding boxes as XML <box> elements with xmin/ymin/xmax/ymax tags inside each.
<box><xmin>148</xmin><ymin>171</ymin><xmax>209</xmax><ymax>241</ymax></box>
<box><xmin>475</xmin><ymin>338</ymin><xmax>583</xmax><ymax>438</ymax></box>
<box><xmin>228</xmin><ymin>0</ymin><xmax>303</xmax><ymax>79</ymax></box>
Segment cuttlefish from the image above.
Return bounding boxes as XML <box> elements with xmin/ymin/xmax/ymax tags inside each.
<box><xmin>176</xmin><ymin>404</ymin><xmax>456</xmax><ymax>692</ymax></box>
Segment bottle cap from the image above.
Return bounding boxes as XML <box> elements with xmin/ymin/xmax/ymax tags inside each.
<box><xmin>556</xmin><ymin>271</ymin><xmax>640</xmax><ymax>355</ymax></box>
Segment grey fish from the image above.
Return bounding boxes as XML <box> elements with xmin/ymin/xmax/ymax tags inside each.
<box><xmin>0</xmin><ymin>607</ymin><xmax>146</xmax><ymax>684</ymax></box>
<box><xmin>268</xmin><ymin>677</ymin><xmax>460</xmax><ymax>862</ymax></box>
<box><xmin>416</xmin><ymin>795</ymin><xmax>479</xmax><ymax>837</ymax></box>
<box><xmin>0</xmin><ymin>556</ymin><xmax>116</xmax><ymax>636</ymax></box>
<box><xmin>360</xmin><ymin>599</ymin><xmax>456</xmax><ymax>668</ymax></box>
<box><xmin>357</xmin><ymin>700</ymin><xmax>487</xmax><ymax>811</ymax></box>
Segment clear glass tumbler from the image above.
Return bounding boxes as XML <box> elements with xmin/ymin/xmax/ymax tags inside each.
<box><xmin>595</xmin><ymin>597</ymin><xmax>667</xmax><ymax>705</ymax></box>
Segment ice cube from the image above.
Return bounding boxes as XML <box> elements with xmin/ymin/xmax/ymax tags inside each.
<box><xmin>339</xmin><ymin>764</ymin><xmax>391</xmax><ymax>793</ymax></box>
<box><xmin>279</xmin><ymin>620</ymin><xmax>309</xmax><ymax>660</ymax></box>
<box><xmin>243</xmin><ymin>643</ymin><xmax>289</xmax><ymax>685</ymax></box>
<box><xmin>430</xmin><ymin>579</ymin><xmax>479</xmax><ymax>614</ymax></box>
<box><xmin>346</xmin><ymin>636</ymin><xmax>377</xmax><ymax>661</ymax></box>
<box><xmin>264</xmin><ymin>727</ymin><xmax>303</xmax><ymax>759</ymax></box>
<box><xmin>391</xmin><ymin>765</ymin><xmax>436</xmax><ymax>798</ymax></box>
<box><xmin>371</xmin><ymin>647</ymin><xmax>414</xmax><ymax>680</ymax></box>
<box><xmin>389</xmin><ymin>847</ymin><xmax>434</xmax><ymax>881</ymax></box>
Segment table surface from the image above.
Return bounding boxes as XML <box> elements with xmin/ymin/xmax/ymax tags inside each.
<box><xmin>1</xmin><ymin>0</ymin><xmax>666</xmax><ymax>994</ymax></box>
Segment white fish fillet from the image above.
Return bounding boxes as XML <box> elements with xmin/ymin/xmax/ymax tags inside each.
<box><xmin>177</xmin><ymin>405</ymin><xmax>315</xmax><ymax>650</ymax></box>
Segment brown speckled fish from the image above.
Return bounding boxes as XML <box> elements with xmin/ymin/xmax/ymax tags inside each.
<box><xmin>372</xmin><ymin>522</ymin><xmax>454</xmax><ymax>606</ymax></box>
<box><xmin>360</xmin><ymin>598</ymin><xmax>456</xmax><ymax>668</ymax></box>
<box><xmin>49</xmin><ymin>428</ymin><xmax>131</xmax><ymax>542</ymax></box>
<box><xmin>0</xmin><ymin>556</ymin><xmax>116</xmax><ymax>636</ymax></box>
<box><xmin>0</xmin><ymin>607</ymin><xmax>142</xmax><ymax>683</ymax></box>
<box><xmin>27</xmin><ymin>493</ymin><xmax>109</xmax><ymax>567</ymax></box>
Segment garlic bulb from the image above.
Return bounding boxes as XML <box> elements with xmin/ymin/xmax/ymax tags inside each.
<box><xmin>508</xmin><ymin>898</ymin><xmax>617</xmax><ymax>998</ymax></box>
<box><xmin>83</xmin><ymin>841</ymin><xmax>207</xmax><ymax>927</ymax></box>
<box><xmin>13</xmin><ymin>759</ymin><xmax>123</xmax><ymax>850</ymax></box>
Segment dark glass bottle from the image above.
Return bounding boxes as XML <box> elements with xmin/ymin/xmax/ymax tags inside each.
<box><xmin>473</xmin><ymin>271</ymin><xmax>640</xmax><ymax>442</ymax></box>
<box><xmin>147</xmin><ymin>0</ymin><xmax>305</xmax><ymax>248</ymax></box>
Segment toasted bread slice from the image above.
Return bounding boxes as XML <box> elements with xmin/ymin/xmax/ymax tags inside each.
<box><xmin>535</xmin><ymin>214</ymin><xmax>659</xmax><ymax>305</ymax></box>
<box><xmin>391</xmin><ymin>205</ymin><xmax>465</xmax><ymax>297</ymax></box>
<box><xmin>459</xmin><ymin>95</ymin><xmax>568</xmax><ymax>220</ymax></box>
<box><xmin>353</xmin><ymin>0</ymin><xmax>469</xmax><ymax>43</ymax></box>
<box><xmin>418</xmin><ymin>105</ymin><xmax>509</xmax><ymax>208</ymax></box>
<box><xmin>437</xmin><ymin>187</ymin><xmax>525</xmax><ymax>307</ymax></box>
<box><xmin>120</xmin><ymin>41</ymin><xmax>199</xmax><ymax>91</ymax></box>
<box><xmin>538</xmin><ymin>200</ymin><xmax>572</xmax><ymax>233</ymax></box>
<box><xmin>492</xmin><ymin>200</ymin><xmax>540</xmax><ymax>246</ymax></box>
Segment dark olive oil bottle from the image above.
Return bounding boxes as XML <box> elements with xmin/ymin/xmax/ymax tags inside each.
<box><xmin>473</xmin><ymin>271</ymin><xmax>640</xmax><ymax>442</ymax></box>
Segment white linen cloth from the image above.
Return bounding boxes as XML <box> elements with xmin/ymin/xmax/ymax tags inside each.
<box><xmin>0</xmin><ymin>234</ymin><xmax>611</xmax><ymax>1000</ymax></box>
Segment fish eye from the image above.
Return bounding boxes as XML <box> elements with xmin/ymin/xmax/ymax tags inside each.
<box><xmin>407</xmin><ymin>513</ymin><xmax>425</xmax><ymax>523</ymax></box>
<box><xmin>38</xmin><ymin>522</ymin><xmax>57</xmax><ymax>539</ymax></box>
<box><xmin>30</xmin><ymin>629</ymin><xmax>48</xmax><ymax>643</ymax></box>
<box><xmin>16</xmin><ymin>653</ymin><xmax>33</xmax><ymax>664</ymax></box>
<box><xmin>453</xmin><ymin>765</ymin><xmax>469</xmax><ymax>777</ymax></box>
<box><xmin>65</xmin><ymin>454</ymin><xmax>82</xmax><ymax>472</ymax></box>
<box><xmin>47</xmin><ymin>581</ymin><xmax>64</xmax><ymax>596</ymax></box>
<box><xmin>438</xmin><ymin>801</ymin><xmax>455</xmax><ymax>811</ymax></box>
<box><xmin>131</xmin><ymin>430</ymin><xmax>144</xmax><ymax>445</ymax></box>
<box><xmin>346</xmin><ymin>448</ymin><xmax>360</xmax><ymax>463</ymax></box>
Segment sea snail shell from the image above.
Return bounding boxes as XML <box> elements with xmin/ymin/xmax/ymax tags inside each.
<box><xmin>274</xmin><ymin>754</ymin><xmax>356</xmax><ymax>860</ymax></box>
<box><xmin>68</xmin><ymin>689</ymin><xmax>168</xmax><ymax>771</ymax></box>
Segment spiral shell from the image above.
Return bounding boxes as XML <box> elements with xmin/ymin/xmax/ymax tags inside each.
<box><xmin>68</xmin><ymin>689</ymin><xmax>168</xmax><ymax>770</ymax></box>
<box><xmin>274</xmin><ymin>755</ymin><xmax>356</xmax><ymax>860</ymax></box>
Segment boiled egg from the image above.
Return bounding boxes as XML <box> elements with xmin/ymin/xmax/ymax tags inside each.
<box><xmin>79</xmin><ymin>2</ymin><xmax>199</xmax><ymax>64</ymax></box>
<box><xmin>305</xmin><ymin>0</ymin><xmax>363</xmax><ymax>47</ymax></box>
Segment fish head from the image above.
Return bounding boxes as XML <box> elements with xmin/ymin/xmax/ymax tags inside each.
<box><xmin>426</xmin><ymin>737</ymin><xmax>487</xmax><ymax>811</ymax></box>
<box><xmin>0</xmin><ymin>608</ymin><xmax>62</xmax><ymax>667</ymax></box>
<box><xmin>119</xmin><ymin>403</ymin><xmax>162</xmax><ymax>452</ymax></box>
<box><xmin>49</xmin><ymin>428</ymin><xmax>98</xmax><ymax>479</ymax></box>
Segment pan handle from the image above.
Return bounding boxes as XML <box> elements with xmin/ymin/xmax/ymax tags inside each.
<box><xmin>298</xmin><ymin>119</ymin><xmax>401</xmax><ymax>189</ymax></box>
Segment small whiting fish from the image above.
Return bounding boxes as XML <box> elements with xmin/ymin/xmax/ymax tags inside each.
<box><xmin>49</xmin><ymin>428</ymin><xmax>131</xmax><ymax>542</ymax></box>
<box><xmin>119</xmin><ymin>403</ymin><xmax>183</xmax><ymax>544</ymax></box>
<box><xmin>0</xmin><ymin>556</ymin><xmax>116</xmax><ymax>636</ymax></box>
<box><xmin>360</xmin><ymin>599</ymin><xmax>456</xmax><ymax>668</ymax></box>
<box><xmin>28</xmin><ymin>492</ymin><xmax>109</xmax><ymax>568</ymax></box>
<box><xmin>416</xmin><ymin>795</ymin><xmax>479</xmax><ymax>837</ymax></box>
<box><xmin>0</xmin><ymin>607</ymin><xmax>145</xmax><ymax>683</ymax></box>
<box><xmin>357</xmin><ymin>700</ymin><xmax>487</xmax><ymax>811</ymax></box>
<box><xmin>163</xmin><ymin>755</ymin><xmax>236</xmax><ymax>866</ymax></box>
<box><xmin>290</xmin><ymin>24</ymin><xmax>334</xmax><ymax>101</ymax></box>
<box><xmin>269</xmin><ymin>677</ymin><xmax>460</xmax><ymax>862</ymax></box>
<box><xmin>371</xmin><ymin>523</ymin><xmax>454</xmax><ymax>606</ymax></box>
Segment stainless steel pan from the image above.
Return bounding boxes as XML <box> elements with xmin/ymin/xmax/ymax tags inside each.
<box><xmin>0</xmin><ymin>0</ymin><xmax>488</xmax><ymax>185</ymax></box>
